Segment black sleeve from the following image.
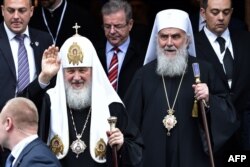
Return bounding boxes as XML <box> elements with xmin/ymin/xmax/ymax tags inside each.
<box><xmin>107</xmin><ymin>102</ymin><xmax>144</xmax><ymax>167</ymax></box>
<box><xmin>38</xmin><ymin>93</ymin><xmax>52</xmax><ymax>142</ymax></box>
<box><xmin>198</xmin><ymin>61</ymin><xmax>240</xmax><ymax>153</ymax></box>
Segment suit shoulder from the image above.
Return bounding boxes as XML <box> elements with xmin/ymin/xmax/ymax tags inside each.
<box><xmin>29</xmin><ymin>27</ymin><xmax>50</xmax><ymax>36</ymax></box>
<box><xmin>129</xmin><ymin>37</ymin><xmax>147</xmax><ymax>51</ymax></box>
<box><xmin>230</xmin><ymin>30</ymin><xmax>250</xmax><ymax>39</ymax></box>
<box><xmin>29</xmin><ymin>27</ymin><xmax>53</xmax><ymax>45</ymax></box>
<box><xmin>26</xmin><ymin>139</ymin><xmax>59</xmax><ymax>160</ymax></box>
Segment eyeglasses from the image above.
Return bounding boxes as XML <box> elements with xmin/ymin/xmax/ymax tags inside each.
<box><xmin>103</xmin><ymin>23</ymin><xmax>128</xmax><ymax>31</ymax></box>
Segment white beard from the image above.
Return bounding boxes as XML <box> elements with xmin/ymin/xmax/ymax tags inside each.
<box><xmin>64</xmin><ymin>79</ymin><xmax>92</xmax><ymax>110</ymax></box>
<box><xmin>156</xmin><ymin>43</ymin><xmax>188</xmax><ymax>77</ymax></box>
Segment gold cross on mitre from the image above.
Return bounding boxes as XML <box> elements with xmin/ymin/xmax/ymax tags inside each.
<box><xmin>72</xmin><ymin>23</ymin><xmax>81</xmax><ymax>35</ymax></box>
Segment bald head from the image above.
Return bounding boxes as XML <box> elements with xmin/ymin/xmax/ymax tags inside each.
<box><xmin>1</xmin><ymin>97</ymin><xmax>39</xmax><ymax>131</ymax></box>
<box><xmin>2</xmin><ymin>0</ymin><xmax>33</xmax><ymax>6</ymax></box>
<box><xmin>0</xmin><ymin>97</ymin><xmax>38</xmax><ymax>150</ymax></box>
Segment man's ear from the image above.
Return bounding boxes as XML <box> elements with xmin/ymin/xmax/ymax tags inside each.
<box><xmin>5</xmin><ymin>117</ymin><xmax>14</xmax><ymax>132</ymax></box>
<box><xmin>200</xmin><ymin>8</ymin><xmax>206</xmax><ymax>20</ymax></box>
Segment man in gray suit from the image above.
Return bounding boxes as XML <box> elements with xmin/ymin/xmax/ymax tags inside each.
<box><xmin>0</xmin><ymin>97</ymin><xmax>61</xmax><ymax>167</ymax></box>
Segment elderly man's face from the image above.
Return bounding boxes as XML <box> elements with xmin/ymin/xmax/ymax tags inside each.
<box><xmin>64</xmin><ymin>67</ymin><xmax>92</xmax><ymax>110</ymax></box>
<box><xmin>64</xmin><ymin>67</ymin><xmax>92</xmax><ymax>90</ymax></box>
<box><xmin>103</xmin><ymin>9</ymin><xmax>133</xmax><ymax>47</ymax></box>
<box><xmin>157</xmin><ymin>28</ymin><xmax>188</xmax><ymax>57</ymax></box>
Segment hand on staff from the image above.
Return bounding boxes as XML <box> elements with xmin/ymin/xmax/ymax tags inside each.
<box><xmin>39</xmin><ymin>45</ymin><xmax>61</xmax><ymax>84</ymax></box>
<box><xmin>192</xmin><ymin>83</ymin><xmax>209</xmax><ymax>102</ymax></box>
<box><xmin>107</xmin><ymin>128</ymin><xmax>124</xmax><ymax>151</ymax></box>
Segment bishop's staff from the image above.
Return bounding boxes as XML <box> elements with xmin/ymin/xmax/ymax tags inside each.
<box><xmin>192</xmin><ymin>63</ymin><xmax>215</xmax><ymax>167</ymax></box>
<box><xmin>107</xmin><ymin>116</ymin><xmax>119</xmax><ymax>167</ymax></box>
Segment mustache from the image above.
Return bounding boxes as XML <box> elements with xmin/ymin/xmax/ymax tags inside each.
<box><xmin>71</xmin><ymin>80</ymin><xmax>84</xmax><ymax>84</ymax></box>
<box><xmin>163</xmin><ymin>46</ymin><xmax>177</xmax><ymax>51</ymax></box>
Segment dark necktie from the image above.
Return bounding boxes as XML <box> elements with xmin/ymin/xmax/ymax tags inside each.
<box><xmin>216</xmin><ymin>36</ymin><xmax>233</xmax><ymax>80</ymax></box>
<box><xmin>216</xmin><ymin>36</ymin><xmax>225</xmax><ymax>53</ymax></box>
<box><xmin>108</xmin><ymin>47</ymin><xmax>119</xmax><ymax>90</ymax></box>
<box><xmin>16</xmin><ymin>34</ymin><xmax>30</xmax><ymax>93</ymax></box>
<box><xmin>5</xmin><ymin>154</ymin><xmax>15</xmax><ymax>167</ymax></box>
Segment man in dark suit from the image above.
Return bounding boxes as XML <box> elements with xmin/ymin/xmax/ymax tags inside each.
<box><xmin>0</xmin><ymin>97</ymin><xmax>61</xmax><ymax>167</ymax></box>
<box><xmin>95</xmin><ymin>0</ymin><xmax>146</xmax><ymax>99</ymax></box>
<box><xmin>194</xmin><ymin>0</ymin><xmax>250</xmax><ymax>165</ymax></box>
<box><xmin>0</xmin><ymin>0</ymin><xmax>57</xmax><ymax>110</ymax></box>
<box><xmin>188</xmin><ymin>0</ymin><xmax>247</xmax><ymax>33</ymax></box>
<box><xmin>0</xmin><ymin>0</ymin><xmax>60</xmax><ymax>165</ymax></box>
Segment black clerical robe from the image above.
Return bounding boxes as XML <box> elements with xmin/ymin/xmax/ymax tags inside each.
<box><xmin>39</xmin><ymin>96</ymin><xmax>143</xmax><ymax>167</ymax></box>
<box><xmin>124</xmin><ymin>56</ymin><xmax>239</xmax><ymax>167</ymax></box>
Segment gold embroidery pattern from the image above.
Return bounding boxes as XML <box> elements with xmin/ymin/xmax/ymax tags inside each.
<box><xmin>49</xmin><ymin>135</ymin><xmax>64</xmax><ymax>156</ymax></box>
<box><xmin>68</xmin><ymin>42</ymin><xmax>83</xmax><ymax>65</ymax></box>
<box><xmin>95</xmin><ymin>138</ymin><xmax>106</xmax><ymax>160</ymax></box>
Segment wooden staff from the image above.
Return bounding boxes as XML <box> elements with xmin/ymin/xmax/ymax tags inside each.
<box><xmin>192</xmin><ymin>63</ymin><xmax>215</xmax><ymax>167</ymax></box>
<box><xmin>107</xmin><ymin>116</ymin><xmax>118</xmax><ymax>167</ymax></box>
<box><xmin>199</xmin><ymin>99</ymin><xmax>215</xmax><ymax>167</ymax></box>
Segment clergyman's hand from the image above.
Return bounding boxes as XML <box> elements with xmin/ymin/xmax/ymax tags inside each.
<box><xmin>39</xmin><ymin>45</ymin><xmax>61</xmax><ymax>84</ymax></box>
<box><xmin>192</xmin><ymin>83</ymin><xmax>209</xmax><ymax>102</ymax></box>
<box><xmin>107</xmin><ymin>128</ymin><xmax>124</xmax><ymax>151</ymax></box>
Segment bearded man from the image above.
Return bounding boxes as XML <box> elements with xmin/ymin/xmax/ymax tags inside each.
<box><xmin>124</xmin><ymin>9</ymin><xmax>239</xmax><ymax>167</ymax></box>
<box><xmin>39</xmin><ymin>31</ymin><xmax>143</xmax><ymax>167</ymax></box>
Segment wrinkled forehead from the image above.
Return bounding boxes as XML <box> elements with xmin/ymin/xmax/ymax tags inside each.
<box><xmin>63</xmin><ymin>67</ymin><xmax>92</xmax><ymax>71</ymax></box>
<box><xmin>158</xmin><ymin>27</ymin><xmax>186</xmax><ymax>35</ymax></box>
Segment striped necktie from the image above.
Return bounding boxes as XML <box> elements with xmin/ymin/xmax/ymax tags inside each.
<box><xmin>15</xmin><ymin>34</ymin><xmax>30</xmax><ymax>93</ymax></box>
<box><xmin>108</xmin><ymin>47</ymin><xmax>119</xmax><ymax>90</ymax></box>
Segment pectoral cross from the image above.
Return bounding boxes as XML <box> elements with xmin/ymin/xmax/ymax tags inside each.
<box><xmin>73</xmin><ymin>23</ymin><xmax>81</xmax><ymax>35</ymax></box>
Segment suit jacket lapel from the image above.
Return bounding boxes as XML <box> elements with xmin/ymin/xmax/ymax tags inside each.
<box><xmin>29</xmin><ymin>29</ymin><xmax>42</xmax><ymax>73</ymax></box>
<box><xmin>13</xmin><ymin>138</ymin><xmax>40</xmax><ymax>167</ymax></box>
<box><xmin>97</xmin><ymin>44</ymin><xmax>108</xmax><ymax>74</ymax></box>
<box><xmin>0</xmin><ymin>23</ymin><xmax>17</xmax><ymax>79</ymax></box>
<box><xmin>230</xmin><ymin>32</ymin><xmax>242</xmax><ymax>89</ymax></box>
<box><xmin>198</xmin><ymin>30</ymin><xmax>229</xmax><ymax>88</ymax></box>
<box><xmin>120</xmin><ymin>39</ymin><xmax>135</xmax><ymax>72</ymax></box>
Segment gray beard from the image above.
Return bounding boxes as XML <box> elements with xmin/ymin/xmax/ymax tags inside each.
<box><xmin>64</xmin><ymin>80</ymin><xmax>92</xmax><ymax>110</ymax></box>
<box><xmin>156</xmin><ymin>44</ymin><xmax>188</xmax><ymax>77</ymax></box>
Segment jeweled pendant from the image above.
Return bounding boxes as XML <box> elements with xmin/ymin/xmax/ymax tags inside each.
<box><xmin>70</xmin><ymin>135</ymin><xmax>86</xmax><ymax>158</ymax></box>
<box><xmin>162</xmin><ymin>113</ymin><xmax>177</xmax><ymax>136</ymax></box>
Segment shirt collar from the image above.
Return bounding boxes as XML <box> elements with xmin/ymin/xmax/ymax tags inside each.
<box><xmin>11</xmin><ymin>135</ymin><xmax>38</xmax><ymax>160</ymax></box>
<box><xmin>204</xmin><ymin>26</ymin><xmax>230</xmax><ymax>43</ymax></box>
<box><xmin>106</xmin><ymin>36</ymin><xmax>130</xmax><ymax>54</ymax></box>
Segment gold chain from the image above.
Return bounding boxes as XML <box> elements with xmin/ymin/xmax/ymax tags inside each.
<box><xmin>69</xmin><ymin>108</ymin><xmax>91</xmax><ymax>139</ymax></box>
<box><xmin>161</xmin><ymin>66</ymin><xmax>186</xmax><ymax>114</ymax></box>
